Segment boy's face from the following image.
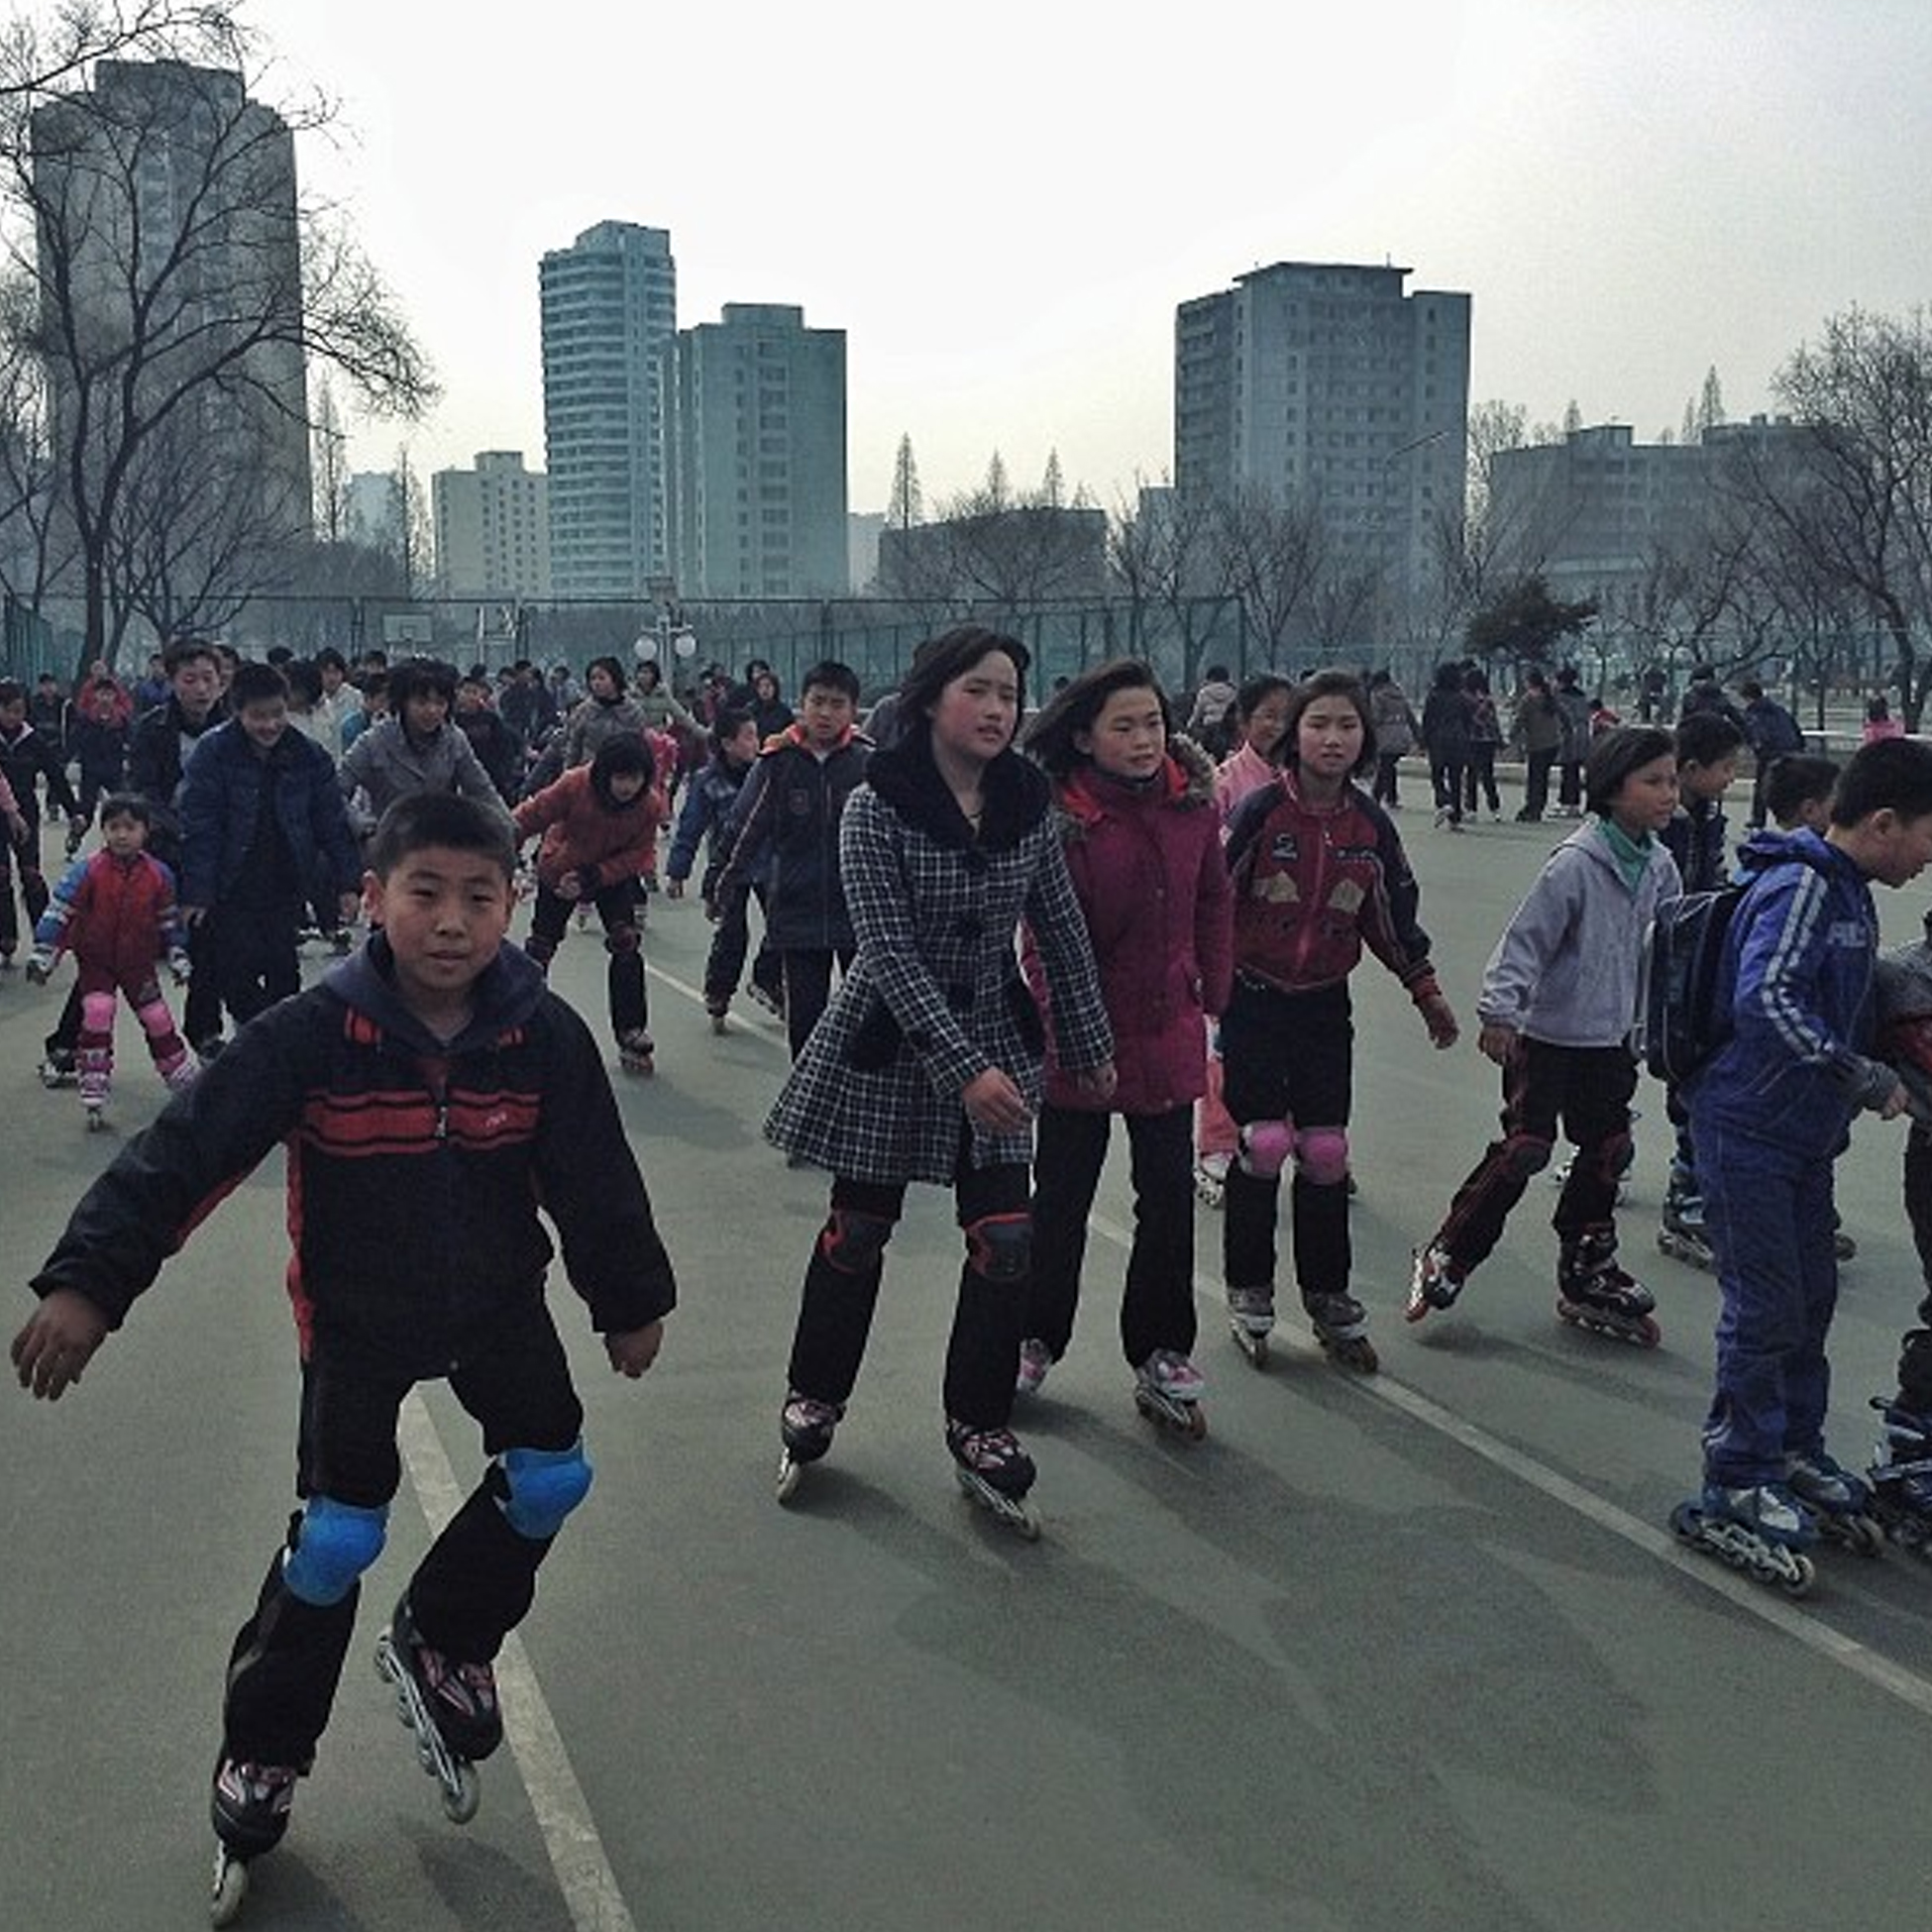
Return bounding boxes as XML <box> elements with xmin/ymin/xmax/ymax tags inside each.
<box><xmin>0</xmin><ymin>698</ymin><xmax>26</xmax><ymax>732</ymax></box>
<box><xmin>402</xmin><ymin>690</ymin><xmax>449</xmax><ymax>735</ymax></box>
<box><xmin>171</xmin><ymin>655</ymin><xmax>220</xmax><ymax>718</ymax></box>
<box><xmin>607</xmin><ymin>768</ymin><xmax>647</xmax><ymax>804</ymax></box>
<box><xmin>722</xmin><ymin>721</ymin><xmax>759</xmax><ymax>768</ymax></box>
<box><xmin>239</xmin><ymin>698</ymin><xmax>288</xmax><ymax>751</ymax></box>
<box><xmin>365</xmin><ymin>844</ymin><xmax>513</xmax><ymax>1010</ymax></box>
<box><xmin>321</xmin><ymin>662</ymin><xmax>344</xmax><ymax>693</ymax></box>
<box><xmin>1864</xmin><ymin>808</ymin><xmax>1932</xmax><ymax>889</ymax></box>
<box><xmin>102</xmin><ymin>811</ymin><xmax>146</xmax><ymax>857</ymax></box>
<box><xmin>800</xmin><ymin>686</ymin><xmax>855</xmax><ymax>750</ymax></box>
<box><xmin>456</xmin><ymin>683</ymin><xmax>487</xmax><ymax>714</ymax></box>
<box><xmin>1682</xmin><ymin>754</ymin><xmax>1739</xmax><ymax>802</ymax></box>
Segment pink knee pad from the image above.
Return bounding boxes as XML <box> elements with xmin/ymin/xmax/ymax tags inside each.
<box><xmin>1296</xmin><ymin>1126</ymin><xmax>1349</xmax><ymax>1187</ymax></box>
<box><xmin>80</xmin><ymin>990</ymin><xmax>117</xmax><ymax>1035</ymax></box>
<box><xmin>133</xmin><ymin>994</ymin><xmax>174</xmax><ymax>1038</ymax></box>
<box><xmin>1237</xmin><ymin>1119</ymin><xmax>1295</xmax><ymax>1180</ymax></box>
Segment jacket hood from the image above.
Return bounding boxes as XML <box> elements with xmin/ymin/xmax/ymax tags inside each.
<box><xmin>866</xmin><ymin>732</ymin><xmax>1048</xmax><ymax>850</ymax></box>
<box><xmin>324</xmin><ymin>930</ymin><xmax>547</xmax><ymax>1055</ymax></box>
<box><xmin>1735</xmin><ymin>824</ymin><xmax>1840</xmax><ymax>882</ymax></box>
<box><xmin>1054</xmin><ymin>735</ymin><xmax>1217</xmax><ymax>834</ymax></box>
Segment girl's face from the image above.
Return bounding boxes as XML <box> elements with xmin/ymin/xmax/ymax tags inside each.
<box><xmin>1295</xmin><ymin>695</ymin><xmax>1365</xmax><ymax>784</ymax></box>
<box><xmin>102</xmin><ymin>812</ymin><xmax>147</xmax><ymax>857</ymax></box>
<box><xmin>588</xmin><ymin>665</ymin><xmax>618</xmax><ymax>699</ymax></box>
<box><xmin>607</xmin><ymin>769</ymin><xmax>647</xmax><ymax>804</ymax></box>
<box><xmin>1242</xmin><ymin>692</ymin><xmax>1292</xmax><ymax>759</ymax></box>
<box><xmin>927</xmin><ymin>651</ymin><xmax>1021</xmax><ymax>769</ymax></box>
<box><xmin>1075</xmin><ymin>685</ymin><xmax>1166</xmax><ymax>782</ymax></box>
<box><xmin>1607</xmin><ymin>754</ymin><xmax>1679</xmax><ymax>837</ymax></box>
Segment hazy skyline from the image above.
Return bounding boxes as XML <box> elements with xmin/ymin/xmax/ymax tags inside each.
<box><xmin>247</xmin><ymin>0</ymin><xmax>1930</xmax><ymax>514</ymax></box>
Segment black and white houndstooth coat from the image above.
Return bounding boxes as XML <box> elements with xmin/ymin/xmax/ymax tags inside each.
<box><xmin>764</xmin><ymin>736</ymin><xmax>1113</xmax><ymax>1185</ymax></box>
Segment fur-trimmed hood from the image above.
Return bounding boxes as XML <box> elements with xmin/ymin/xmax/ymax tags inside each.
<box><xmin>1051</xmin><ymin>734</ymin><xmax>1217</xmax><ymax>839</ymax></box>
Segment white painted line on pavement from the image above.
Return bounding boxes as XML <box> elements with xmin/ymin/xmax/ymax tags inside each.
<box><xmin>397</xmin><ymin>1392</ymin><xmax>639</xmax><ymax>1932</ymax></box>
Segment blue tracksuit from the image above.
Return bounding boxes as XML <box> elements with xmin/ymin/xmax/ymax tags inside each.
<box><xmin>1688</xmin><ymin>827</ymin><xmax>1894</xmax><ymax>1484</ymax></box>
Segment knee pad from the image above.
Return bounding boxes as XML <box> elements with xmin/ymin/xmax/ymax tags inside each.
<box><xmin>282</xmin><ymin>1495</ymin><xmax>387</xmax><ymax>1606</ymax></box>
<box><xmin>1237</xmin><ymin>1119</ymin><xmax>1295</xmax><ymax>1180</ymax></box>
<box><xmin>817</xmin><ymin>1208</ymin><xmax>895</xmax><ymax>1275</ymax></box>
<box><xmin>964</xmin><ymin>1212</ymin><xmax>1031</xmax><ymax>1282</ymax></box>
<box><xmin>80</xmin><ymin>990</ymin><xmax>117</xmax><ymax>1033</ymax></box>
<box><xmin>133</xmin><ymin>994</ymin><xmax>173</xmax><ymax>1038</ymax></box>
<box><xmin>1585</xmin><ymin>1129</ymin><xmax>1634</xmax><ymax>1186</ymax></box>
<box><xmin>496</xmin><ymin>1440</ymin><xmax>593</xmax><ymax>1542</ymax></box>
<box><xmin>1497</xmin><ymin>1132</ymin><xmax>1555</xmax><ymax>1182</ymax></box>
<box><xmin>603</xmin><ymin>921</ymin><xmax>642</xmax><ymax>957</ymax></box>
<box><xmin>1295</xmin><ymin>1126</ymin><xmax>1349</xmax><ymax>1188</ymax></box>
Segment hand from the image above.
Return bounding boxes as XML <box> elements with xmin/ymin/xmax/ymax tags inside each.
<box><xmin>665</xmin><ymin>878</ymin><xmax>684</xmax><ymax>900</ymax></box>
<box><xmin>703</xmin><ymin>897</ymin><xmax>721</xmax><ymax>924</ymax></box>
<box><xmin>1420</xmin><ymin>994</ymin><xmax>1460</xmax><ymax>1050</ymax></box>
<box><xmin>961</xmin><ymin>1066</ymin><xmax>1031</xmax><ymax>1133</ymax></box>
<box><xmin>1477</xmin><ymin>1021</ymin><xmax>1520</xmax><ymax>1067</ymax></box>
<box><xmin>1073</xmin><ymin>1059</ymin><xmax>1118</xmax><ymax>1104</ymax></box>
<box><xmin>554</xmin><ymin>873</ymin><xmax>582</xmax><ymax>902</ymax></box>
<box><xmin>167</xmin><ymin>953</ymin><xmax>191</xmax><ymax>986</ymax></box>
<box><xmin>604</xmin><ymin>1319</ymin><xmax>665</xmax><ymax>1379</ymax></box>
<box><xmin>11</xmin><ymin>1289</ymin><xmax>110</xmax><ymax>1402</ymax></box>
<box><xmin>1878</xmin><ymin>1080</ymin><xmax>1911</xmax><ymax>1122</ymax></box>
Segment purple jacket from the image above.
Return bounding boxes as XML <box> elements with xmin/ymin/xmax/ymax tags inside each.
<box><xmin>1033</xmin><ymin>740</ymin><xmax>1233</xmax><ymax>1115</ymax></box>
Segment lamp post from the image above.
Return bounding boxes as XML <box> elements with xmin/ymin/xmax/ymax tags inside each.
<box><xmin>633</xmin><ymin>579</ymin><xmax>698</xmax><ymax>690</ymax></box>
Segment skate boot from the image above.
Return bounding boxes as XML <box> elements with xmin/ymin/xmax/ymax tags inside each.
<box><xmin>1193</xmin><ymin>1150</ymin><xmax>1229</xmax><ymax>1209</ymax></box>
<box><xmin>1785</xmin><ymin>1447</ymin><xmax>1884</xmax><ymax>1556</ymax></box>
<box><xmin>1132</xmin><ymin>1347</ymin><xmax>1207</xmax><ymax>1440</ymax></box>
<box><xmin>1226</xmin><ymin>1284</ymin><xmax>1275</xmax><ymax>1367</ymax></box>
<box><xmin>1305</xmin><ymin>1289</ymin><xmax>1378</xmax><ymax>1373</ymax></box>
<box><xmin>1404</xmin><ymin>1241</ymin><xmax>1464</xmax><ymax>1325</ymax></box>
<box><xmin>38</xmin><ymin>1047</ymin><xmax>77</xmax><ymax>1089</ymax></box>
<box><xmin>1658</xmin><ymin>1169</ymin><xmax>1714</xmax><ymax>1270</ymax></box>
<box><xmin>1867</xmin><ymin>1399</ymin><xmax>1932</xmax><ymax>1554</ymax></box>
<box><xmin>374</xmin><ymin>1598</ymin><xmax>491</xmax><ymax>1824</ymax></box>
<box><xmin>161</xmin><ymin>1051</ymin><xmax>199</xmax><ymax>1095</ymax></box>
<box><xmin>703</xmin><ymin>994</ymin><xmax>729</xmax><ymax>1035</ymax></box>
<box><xmin>1834</xmin><ymin>1227</ymin><xmax>1859</xmax><ymax>1263</ymax></box>
<box><xmin>1668</xmin><ymin>1478</ymin><xmax>1817</xmax><ymax>1594</ymax></box>
<box><xmin>616</xmin><ymin>1028</ymin><xmax>655</xmax><ymax>1076</ymax></box>
<box><xmin>945</xmin><ymin>1418</ymin><xmax>1040</xmax><ymax>1538</ymax></box>
<box><xmin>209</xmin><ymin>1757</ymin><xmax>301</xmax><ymax>1924</ymax></box>
<box><xmin>776</xmin><ymin>1391</ymin><xmax>843</xmax><ymax>1500</ymax></box>
<box><xmin>1556</xmin><ymin>1230</ymin><xmax>1660</xmax><ymax>1346</ymax></box>
<box><xmin>1015</xmin><ymin>1337</ymin><xmax>1054</xmax><ymax>1398</ymax></box>
<box><xmin>747</xmin><ymin>981</ymin><xmax>785</xmax><ymax>1021</ymax></box>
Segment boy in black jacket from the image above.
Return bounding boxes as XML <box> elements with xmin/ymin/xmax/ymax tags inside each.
<box><xmin>0</xmin><ymin>677</ymin><xmax>81</xmax><ymax>965</ymax></box>
<box><xmin>12</xmin><ymin>792</ymin><xmax>676</xmax><ymax>1894</ymax></box>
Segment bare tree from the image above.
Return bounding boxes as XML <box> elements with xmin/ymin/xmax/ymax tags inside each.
<box><xmin>387</xmin><ymin>443</ymin><xmax>429</xmax><ymax>599</ymax></box>
<box><xmin>885</xmin><ymin>430</ymin><xmax>920</xmax><ymax>530</ymax></box>
<box><xmin>1211</xmin><ymin>484</ymin><xmax>1328</xmax><ymax>661</ymax></box>
<box><xmin>309</xmin><ymin>369</ymin><xmax>349</xmax><ymax>543</ymax></box>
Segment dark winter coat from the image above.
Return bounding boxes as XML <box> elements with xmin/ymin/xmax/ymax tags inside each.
<box><xmin>1032</xmin><ymin>741</ymin><xmax>1233</xmax><ymax>1115</ymax></box>
<box><xmin>35</xmin><ymin>846</ymin><xmax>185</xmax><ymax>984</ymax></box>
<box><xmin>126</xmin><ymin>697</ymin><xmax>227</xmax><ymax>866</ymax></box>
<box><xmin>666</xmin><ymin>754</ymin><xmax>764</xmax><ymax>894</ymax></box>
<box><xmin>1662</xmin><ymin>793</ymin><xmax>1729</xmax><ymax>895</ymax></box>
<box><xmin>176</xmin><ymin>719</ymin><xmax>362</xmax><ymax>910</ymax></box>
<box><xmin>1420</xmin><ymin>687</ymin><xmax>1472</xmax><ymax>762</ymax></box>
<box><xmin>66</xmin><ymin>711</ymin><xmax>129</xmax><ymax>787</ymax></box>
<box><xmin>30</xmin><ymin>935</ymin><xmax>676</xmax><ymax>1369</ymax></box>
<box><xmin>0</xmin><ymin>721</ymin><xmax>79</xmax><ymax>832</ymax></box>
<box><xmin>764</xmin><ymin>734</ymin><xmax>1112</xmax><ymax>1184</ymax></box>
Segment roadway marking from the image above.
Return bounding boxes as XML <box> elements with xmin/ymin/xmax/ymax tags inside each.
<box><xmin>397</xmin><ymin>1393</ymin><xmax>639</xmax><ymax>1932</ymax></box>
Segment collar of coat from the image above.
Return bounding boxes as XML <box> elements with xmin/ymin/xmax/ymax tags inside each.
<box><xmin>763</xmin><ymin>719</ymin><xmax>855</xmax><ymax>757</ymax></box>
<box><xmin>866</xmin><ymin>732</ymin><xmax>1048</xmax><ymax>851</ymax></box>
<box><xmin>1055</xmin><ymin>734</ymin><xmax>1215</xmax><ymax>834</ymax></box>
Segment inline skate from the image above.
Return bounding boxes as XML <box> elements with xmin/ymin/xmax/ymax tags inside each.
<box><xmin>1785</xmin><ymin>1447</ymin><xmax>1884</xmax><ymax>1556</ymax></box>
<box><xmin>1866</xmin><ymin>1398</ymin><xmax>1932</xmax><ymax>1555</ymax></box>
<box><xmin>208</xmin><ymin>1757</ymin><xmax>301</xmax><ymax>1925</ymax></box>
<box><xmin>616</xmin><ymin>1028</ymin><xmax>655</xmax><ymax>1077</ymax></box>
<box><xmin>1306</xmin><ymin>1289</ymin><xmax>1378</xmax><ymax>1372</ymax></box>
<box><xmin>775</xmin><ymin>1391</ymin><xmax>843</xmax><ymax>1501</ymax></box>
<box><xmin>373</xmin><ymin>1598</ymin><xmax>490</xmax><ymax>1825</ymax></box>
<box><xmin>1131</xmin><ymin>1348</ymin><xmax>1207</xmax><ymax>1441</ymax></box>
<box><xmin>703</xmin><ymin>994</ymin><xmax>730</xmax><ymax>1035</ymax></box>
<box><xmin>1193</xmin><ymin>1151</ymin><xmax>1229</xmax><ymax>1209</ymax></box>
<box><xmin>38</xmin><ymin>1047</ymin><xmax>77</xmax><ymax>1089</ymax></box>
<box><xmin>1404</xmin><ymin>1241</ymin><xmax>1464</xmax><ymax>1326</ymax></box>
<box><xmin>1668</xmin><ymin>1479</ymin><xmax>1816</xmax><ymax>1594</ymax></box>
<box><xmin>1226</xmin><ymin>1285</ymin><xmax>1274</xmax><ymax>1367</ymax></box>
<box><xmin>1556</xmin><ymin>1231</ymin><xmax>1661</xmax><ymax>1346</ymax></box>
<box><xmin>1657</xmin><ymin>1167</ymin><xmax>1714</xmax><ymax>1270</ymax></box>
<box><xmin>946</xmin><ymin>1418</ymin><xmax>1040</xmax><ymax>1539</ymax></box>
<box><xmin>1014</xmin><ymin>1338</ymin><xmax>1053</xmax><ymax>1398</ymax></box>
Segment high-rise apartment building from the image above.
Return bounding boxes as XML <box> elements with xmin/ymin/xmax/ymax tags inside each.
<box><xmin>432</xmin><ymin>452</ymin><xmax>551</xmax><ymax>600</ymax></box>
<box><xmin>1175</xmin><ymin>261</ymin><xmax>1469</xmax><ymax>604</ymax></box>
<box><xmin>539</xmin><ymin>221</ymin><xmax>676</xmax><ymax>599</ymax></box>
<box><xmin>671</xmin><ymin>303</ymin><xmax>848</xmax><ymax>598</ymax></box>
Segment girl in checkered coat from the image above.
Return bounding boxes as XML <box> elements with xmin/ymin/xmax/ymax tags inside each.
<box><xmin>765</xmin><ymin>627</ymin><xmax>1116</xmax><ymax>1510</ymax></box>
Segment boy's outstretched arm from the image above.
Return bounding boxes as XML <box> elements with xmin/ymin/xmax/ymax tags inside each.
<box><xmin>12</xmin><ymin>1288</ymin><xmax>111</xmax><ymax>1401</ymax></box>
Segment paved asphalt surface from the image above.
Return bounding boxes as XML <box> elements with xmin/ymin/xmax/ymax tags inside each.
<box><xmin>3</xmin><ymin>793</ymin><xmax>1930</xmax><ymax>1932</ymax></box>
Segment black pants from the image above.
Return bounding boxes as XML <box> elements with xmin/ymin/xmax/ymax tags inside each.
<box><xmin>1464</xmin><ymin>745</ymin><xmax>1500</xmax><ymax>814</ymax></box>
<box><xmin>1433</xmin><ymin>1039</ymin><xmax>1637</xmax><ymax>1273</ymax></box>
<box><xmin>1372</xmin><ymin>753</ymin><xmax>1404</xmax><ymax>805</ymax></box>
<box><xmin>212</xmin><ymin>899</ymin><xmax>300</xmax><ymax>1028</ymax></box>
<box><xmin>223</xmin><ymin>1303</ymin><xmax>585</xmax><ymax>1767</ymax></box>
<box><xmin>788</xmin><ymin>1133</ymin><xmax>1028</xmax><ymax>1428</ymax></box>
<box><xmin>1521</xmin><ymin>750</ymin><xmax>1558</xmax><ymax>818</ymax></box>
<box><xmin>527</xmin><ymin>880</ymin><xmax>647</xmax><ymax>1040</ymax></box>
<box><xmin>1429</xmin><ymin>757</ymin><xmax>1465</xmax><ymax>823</ymax></box>
<box><xmin>1027</xmin><ymin>1103</ymin><xmax>1196</xmax><ymax>1366</ymax></box>
<box><xmin>1220</xmin><ymin>978</ymin><xmax>1353</xmax><ymax>1303</ymax></box>
<box><xmin>783</xmin><ymin>945</ymin><xmax>853</xmax><ymax>1060</ymax></box>
<box><xmin>0</xmin><ymin>830</ymin><xmax>48</xmax><ymax>955</ymax></box>
<box><xmin>1557</xmin><ymin>758</ymin><xmax>1584</xmax><ymax>810</ymax></box>
<box><xmin>703</xmin><ymin>881</ymin><xmax>783</xmax><ymax>1009</ymax></box>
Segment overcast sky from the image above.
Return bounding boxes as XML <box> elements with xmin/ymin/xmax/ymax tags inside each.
<box><xmin>245</xmin><ymin>0</ymin><xmax>1930</xmax><ymax>512</ymax></box>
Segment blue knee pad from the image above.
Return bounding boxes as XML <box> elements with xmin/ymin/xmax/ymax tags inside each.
<box><xmin>282</xmin><ymin>1496</ymin><xmax>388</xmax><ymax>1606</ymax></box>
<box><xmin>497</xmin><ymin>1440</ymin><xmax>593</xmax><ymax>1542</ymax></box>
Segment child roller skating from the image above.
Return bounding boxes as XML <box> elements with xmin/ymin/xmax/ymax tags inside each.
<box><xmin>11</xmin><ymin>796</ymin><xmax>675</xmax><ymax>1924</ymax></box>
<box><xmin>1408</xmin><ymin>728</ymin><xmax>1678</xmax><ymax>1345</ymax></box>
<box><xmin>1219</xmin><ymin>671</ymin><xmax>1458</xmax><ymax>1377</ymax></box>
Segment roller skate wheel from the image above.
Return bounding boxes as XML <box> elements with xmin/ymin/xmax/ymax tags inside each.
<box><xmin>210</xmin><ymin>1846</ymin><xmax>249</xmax><ymax>1926</ymax></box>
<box><xmin>1230</xmin><ymin>1323</ymin><xmax>1269</xmax><ymax>1369</ymax></box>
<box><xmin>442</xmin><ymin>1761</ymin><xmax>481</xmax><ymax>1825</ymax></box>
<box><xmin>775</xmin><ymin>1452</ymin><xmax>805</xmax><ymax>1503</ymax></box>
<box><xmin>953</xmin><ymin>1465</ymin><xmax>1042</xmax><ymax>1540</ymax></box>
<box><xmin>708</xmin><ymin>1012</ymin><xmax>728</xmax><ymax>1035</ymax></box>
<box><xmin>1774</xmin><ymin>1552</ymin><xmax>1816</xmax><ymax>1596</ymax></box>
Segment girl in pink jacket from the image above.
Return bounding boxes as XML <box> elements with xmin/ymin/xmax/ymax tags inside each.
<box><xmin>1018</xmin><ymin>661</ymin><xmax>1234</xmax><ymax>1436</ymax></box>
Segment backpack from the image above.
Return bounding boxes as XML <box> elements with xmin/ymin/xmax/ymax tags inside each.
<box><xmin>1638</xmin><ymin>884</ymin><xmax>1746</xmax><ymax>1084</ymax></box>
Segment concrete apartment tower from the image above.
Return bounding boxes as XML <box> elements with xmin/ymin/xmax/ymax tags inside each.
<box><xmin>539</xmin><ymin>220</ymin><xmax>677</xmax><ymax>599</ymax></box>
<box><xmin>433</xmin><ymin>452</ymin><xmax>551</xmax><ymax>601</ymax></box>
<box><xmin>1175</xmin><ymin>261</ymin><xmax>1470</xmax><ymax>609</ymax></box>
<box><xmin>672</xmin><ymin>303</ymin><xmax>849</xmax><ymax>598</ymax></box>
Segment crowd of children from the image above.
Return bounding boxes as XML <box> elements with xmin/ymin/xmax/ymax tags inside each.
<box><xmin>17</xmin><ymin>632</ymin><xmax>1932</xmax><ymax>1893</ymax></box>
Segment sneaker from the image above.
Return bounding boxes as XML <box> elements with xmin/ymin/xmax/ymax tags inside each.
<box><xmin>1136</xmin><ymin>1348</ymin><xmax>1205</xmax><ymax>1401</ymax></box>
<box><xmin>1015</xmin><ymin>1337</ymin><xmax>1054</xmax><ymax>1397</ymax></box>
<box><xmin>1700</xmin><ymin>1479</ymin><xmax>1817</xmax><ymax>1549</ymax></box>
<box><xmin>211</xmin><ymin>1757</ymin><xmax>299</xmax><ymax>1857</ymax></box>
<box><xmin>1226</xmin><ymin>1285</ymin><xmax>1275</xmax><ymax>1335</ymax></box>
<box><xmin>1406</xmin><ymin>1242</ymin><xmax>1464</xmax><ymax>1323</ymax></box>
<box><xmin>944</xmin><ymin>1418</ymin><xmax>1035</xmax><ymax>1497</ymax></box>
<box><xmin>388</xmin><ymin>1599</ymin><xmax>502</xmax><ymax>1760</ymax></box>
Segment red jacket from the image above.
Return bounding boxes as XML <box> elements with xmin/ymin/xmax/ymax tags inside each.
<box><xmin>36</xmin><ymin>847</ymin><xmax>184</xmax><ymax>985</ymax></box>
<box><xmin>512</xmin><ymin>765</ymin><xmax>664</xmax><ymax>892</ymax></box>
<box><xmin>1034</xmin><ymin>743</ymin><xmax>1233</xmax><ymax>1114</ymax></box>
